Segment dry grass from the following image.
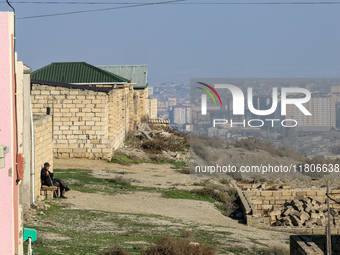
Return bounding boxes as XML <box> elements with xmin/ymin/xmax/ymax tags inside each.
<box><xmin>191</xmin><ymin>134</ymin><xmax>227</xmax><ymax>149</ymax></box>
<box><xmin>230</xmin><ymin>137</ymin><xmax>305</xmax><ymax>161</ymax></box>
<box><xmin>141</xmin><ymin>235</ymin><xmax>216</xmax><ymax>255</ymax></box>
<box><xmin>228</xmin><ymin>244</ymin><xmax>289</xmax><ymax>255</ymax></box>
<box><xmin>193</xmin><ymin>181</ymin><xmax>239</xmax><ymax>216</ymax></box>
<box><xmin>141</xmin><ymin>136</ymin><xmax>185</xmax><ymax>153</ymax></box>
<box><xmin>300</xmin><ymin>156</ymin><xmax>340</xmax><ymax>178</ymax></box>
<box><xmin>219</xmin><ymin>178</ymin><xmax>231</xmax><ymax>185</ymax></box>
<box><xmin>107</xmin><ymin>175</ymin><xmax>132</xmax><ymax>185</ymax></box>
<box><xmin>124</xmin><ymin>125</ymin><xmax>190</xmax><ymax>154</ymax></box>
<box><xmin>190</xmin><ymin>139</ymin><xmax>212</xmax><ymax>161</ymax></box>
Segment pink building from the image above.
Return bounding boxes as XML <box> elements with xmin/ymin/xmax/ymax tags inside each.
<box><xmin>0</xmin><ymin>11</ymin><xmax>29</xmax><ymax>254</ymax></box>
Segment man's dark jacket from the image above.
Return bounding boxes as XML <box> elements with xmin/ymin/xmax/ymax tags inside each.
<box><xmin>41</xmin><ymin>167</ymin><xmax>54</xmax><ymax>186</ymax></box>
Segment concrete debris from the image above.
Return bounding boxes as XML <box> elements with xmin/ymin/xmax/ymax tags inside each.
<box><xmin>270</xmin><ymin>195</ymin><xmax>338</xmax><ymax>227</ymax></box>
<box><xmin>135</xmin><ymin>123</ymin><xmax>171</xmax><ymax>140</ymax></box>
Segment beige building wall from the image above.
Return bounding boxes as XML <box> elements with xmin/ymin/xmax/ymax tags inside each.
<box><xmin>31</xmin><ymin>84</ymin><xmax>152</xmax><ymax>159</ymax></box>
<box><xmin>149</xmin><ymin>98</ymin><xmax>157</xmax><ymax>119</ymax></box>
<box><xmin>33</xmin><ymin>115</ymin><xmax>53</xmax><ymax>202</ymax></box>
<box><xmin>31</xmin><ymin>84</ymin><xmax>111</xmax><ymax>160</ymax></box>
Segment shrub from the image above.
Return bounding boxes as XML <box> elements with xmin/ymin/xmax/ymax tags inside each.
<box><xmin>34</xmin><ymin>235</ymin><xmax>45</xmax><ymax>245</ymax></box>
<box><xmin>192</xmin><ymin>181</ymin><xmax>239</xmax><ymax>216</ymax></box>
<box><xmin>180</xmin><ymin>228</ymin><xmax>193</xmax><ymax>238</ymax></box>
<box><xmin>219</xmin><ymin>178</ymin><xmax>231</xmax><ymax>185</ymax></box>
<box><xmin>258</xmin><ymin>245</ymin><xmax>289</xmax><ymax>255</ymax></box>
<box><xmin>141</xmin><ymin>136</ymin><xmax>184</xmax><ymax>153</ymax></box>
<box><xmin>99</xmin><ymin>246</ymin><xmax>131</xmax><ymax>255</ymax></box>
<box><xmin>180</xmin><ymin>168</ymin><xmax>190</xmax><ymax>174</ymax></box>
<box><xmin>141</xmin><ymin>235</ymin><xmax>216</xmax><ymax>255</ymax></box>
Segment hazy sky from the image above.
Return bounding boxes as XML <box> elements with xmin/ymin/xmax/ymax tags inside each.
<box><xmin>2</xmin><ymin>0</ymin><xmax>340</xmax><ymax>85</ymax></box>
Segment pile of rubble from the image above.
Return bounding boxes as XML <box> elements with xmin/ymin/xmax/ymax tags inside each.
<box><xmin>134</xmin><ymin>123</ymin><xmax>171</xmax><ymax>140</ymax></box>
<box><xmin>269</xmin><ymin>196</ymin><xmax>340</xmax><ymax>227</ymax></box>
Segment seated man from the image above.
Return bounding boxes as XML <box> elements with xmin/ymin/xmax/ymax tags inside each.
<box><xmin>41</xmin><ymin>162</ymin><xmax>71</xmax><ymax>199</ymax></box>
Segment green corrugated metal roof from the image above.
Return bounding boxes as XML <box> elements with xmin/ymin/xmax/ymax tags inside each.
<box><xmin>96</xmin><ymin>65</ymin><xmax>148</xmax><ymax>89</ymax></box>
<box><xmin>31</xmin><ymin>62</ymin><xmax>130</xmax><ymax>84</ymax></box>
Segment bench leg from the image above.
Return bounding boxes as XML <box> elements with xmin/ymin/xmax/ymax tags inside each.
<box><xmin>53</xmin><ymin>187</ymin><xmax>61</xmax><ymax>198</ymax></box>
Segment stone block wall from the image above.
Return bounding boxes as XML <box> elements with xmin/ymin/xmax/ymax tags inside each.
<box><xmin>33</xmin><ymin>115</ymin><xmax>53</xmax><ymax>201</ymax></box>
<box><xmin>237</xmin><ymin>186</ymin><xmax>340</xmax><ymax>234</ymax></box>
<box><xmin>134</xmin><ymin>88</ymin><xmax>149</xmax><ymax>122</ymax></box>
<box><xmin>247</xmin><ymin>189</ymin><xmax>340</xmax><ymax>215</ymax></box>
<box><xmin>31</xmin><ymin>84</ymin><xmax>111</xmax><ymax>160</ymax></box>
<box><xmin>109</xmin><ymin>87</ymin><xmax>134</xmax><ymax>150</ymax></box>
<box><xmin>31</xmin><ymin>83</ymin><xmax>152</xmax><ymax>159</ymax></box>
<box><xmin>148</xmin><ymin>98</ymin><xmax>157</xmax><ymax>119</ymax></box>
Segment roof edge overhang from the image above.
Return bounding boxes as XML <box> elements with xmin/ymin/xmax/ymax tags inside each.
<box><xmin>30</xmin><ymin>79</ymin><xmax>113</xmax><ymax>93</ymax></box>
<box><xmin>70</xmin><ymin>82</ymin><xmax>132</xmax><ymax>85</ymax></box>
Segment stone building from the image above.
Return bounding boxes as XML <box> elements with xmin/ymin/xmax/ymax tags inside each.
<box><xmin>30</xmin><ymin>62</ymin><xmax>153</xmax><ymax>160</ymax></box>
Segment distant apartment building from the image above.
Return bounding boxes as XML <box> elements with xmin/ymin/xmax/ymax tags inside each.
<box><xmin>168</xmin><ymin>98</ymin><xmax>177</xmax><ymax>107</ymax></box>
<box><xmin>157</xmin><ymin>98</ymin><xmax>176</xmax><ymax>108</ymax></box>
<box><xmin>169</xmin><ymin>105</ymin><xmax>191</xmax><ymax>125</ymax></box>
<box><xmin>331</xmin><ymin>86</ymin><xmax>340</xmax><ymax>128</ymax></box>
<box><xmin>286</xmin><ymin>93</ymin><xmax>331</xmax><ymax>126</ymax></box>
<box><xmin>157</xmin><ymin>100</ymin><xmax>168</xmax><ymax>108</ymax></box>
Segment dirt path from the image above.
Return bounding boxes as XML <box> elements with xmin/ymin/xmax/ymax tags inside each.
<box><xmin>55</xmin><ymin>158</ymin><xmax>198</xmax><ymax>189</ymax></box>
<box><xmin>54</xmin><ymin>158</ymin><xmax>292</xmax><ymax>249</ymax></box>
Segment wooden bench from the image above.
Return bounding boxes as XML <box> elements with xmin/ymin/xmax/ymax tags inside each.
<box><xmin>40</xmin><ymin>185</ymin><xmax>60</xmax><ymax>199</ymax></box>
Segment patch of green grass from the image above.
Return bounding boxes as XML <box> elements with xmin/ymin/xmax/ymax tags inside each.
<box><xmin>110</xmin><ymin>154</ymin><xmax>142</xmax><ymax>165</ymax></box>
<box><xmin>53</xmin><ymin>169</ymin><xmax>158</xmax><ymax>195</ymax></box>
<box><xmin>162</xmin><ymin>189</ymin><xmax>215</xmax><ymax>202</ymax></box>
<box><xmin>170</xmin><ymin>161</ymin><xmax>188</xmax><ymax>169</ymax></box>
<box><xmin>24</xmin><ymin>203</ymin><xmax>233</xmax><ymax>255</ymax></box>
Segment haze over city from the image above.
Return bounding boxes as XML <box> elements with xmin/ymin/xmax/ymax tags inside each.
<box><xmin>1</xmin><ymin>0</ymin><xmax>339</xmax><ymax>85</ymax></box>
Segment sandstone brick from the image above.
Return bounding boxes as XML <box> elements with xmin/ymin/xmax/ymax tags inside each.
<box><xmin>296</xmin><ymin>191</ymin><xmax>307</xmax><ymax>196</ymax></box>
<box><xmin>313</xmin><ymin>228</ymin><xmax>325</xmax><ymax>235</ymax></box>
<box><xmin>80</xmin><ymin>126</ymin><xmax>91</xmax><ymax>130</ymax></box>
<box><xmin>252</xmin><ymin>199</ymin><xmax>263</xmax><ymax>205</ymax></box>
<box><xmin>307</xmin><ymin>191</ymin><xmax>317</xmax><ymax>196</ymax></box>
<box><xmin>282</xmin><ymin>191</ymin><xmax>292</xmax><ymax>196</ymax></box>
<box><xmin>92</xmin><ymin>100</ymin><xmax>102</xmax><ymax>104</ymax></box>
<box><xmin>70</xmin><ymin>108</ymin><xmax>79</xmax><ymax>113</ymax></box>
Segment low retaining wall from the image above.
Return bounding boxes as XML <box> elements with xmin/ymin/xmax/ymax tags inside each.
<box><xmin>236</xmin><ymin>183</ymin><xmax>340</xmax><ymax>233</ymax></box>
<box><xmin>290</xmin><ymin>235</ymin><xmax>340</xmax><ymax>255</ymax></box>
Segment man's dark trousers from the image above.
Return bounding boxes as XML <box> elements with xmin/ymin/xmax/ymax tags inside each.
<box><xmin>53</xmin><ymin>178</ymin><xmax>67</xmax><ymax>196</ymax></box>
